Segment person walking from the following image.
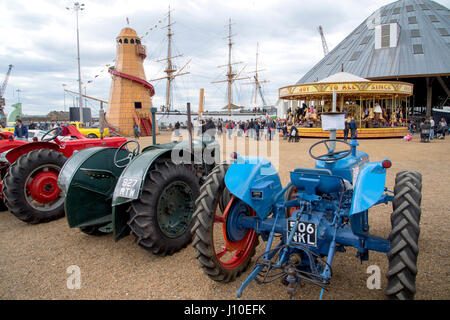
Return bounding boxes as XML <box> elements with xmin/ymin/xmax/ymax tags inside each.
<box><xmin>437</xmin><ymin>118</ymin><xmax>447</xmax><ymax>139</ymax></box>
<box><xmin>350</xmin><ymin>117</ymin><xmax>357</xmax><ymax>139</ymax></box>
<box><xmin>217</xmin><ymin>120</ymin><xmax>223</xmax><ymax>137</ymax></box>
<box><xmin>28</xmin><ymin>121</ymin><xmax>36</xmax><ymax>130</ymax></box>
<box><xmin>429</xmin><ymin>117</ymin><xmax>435</xmax><ymax>140</ymax></box>
<box><xmin>133</xmin><ymin>123</ymin><xmax>141</xmax><ymax>139</ymax></box>
<box><xmin>227</xmin><ymin>121</ymin><xmax>233</xmax><ymax>139</ymax></box>
<box><xmin>174</xmin><ymin>121</ymin><xmax>180</xmax><ymax>140</ymax></box>
<box><xmin>343</xmin><ymin>117</ymin><xmax>350</xmax><ymax>141</ymax></box>
<box><xmin>254</xmin><ymin>121</ymin><xmax>260</xmax><ymax>141</ymax></box>
<box><xmin>288</xmin><ymin>124</ymin><xmax>298</xmax><ymax>142</ymax></box>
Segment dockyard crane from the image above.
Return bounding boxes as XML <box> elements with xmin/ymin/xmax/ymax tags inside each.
<box><xmin>318</xmin><ymin>26</ymin><xmax>329</xmax><ymax>56</ymax></box>
<box><xmin>0</xmin><ymin>64</ymin><xmax>14</xmax><ymax>124</ymax></box>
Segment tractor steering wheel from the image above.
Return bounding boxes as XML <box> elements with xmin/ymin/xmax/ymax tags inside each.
<box><xmin>309</xmin><ymin>139</ymin><xmax>352</xmax><ymax>162</ymax></box>
<box><xmin>113</xmin><ymin>140</ymin><xmax>140</xmax><ymax>168</ymax></box>
<box><xmin>41</xmin><ymin>127</ymin><xmax>63</xmax><ymax>142</ymax></box>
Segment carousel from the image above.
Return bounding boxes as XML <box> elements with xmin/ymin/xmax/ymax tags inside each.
<box><xmin>279</xmin><ymin>72</ymin><xmax>414</xmax><ymax>138</ymax></box>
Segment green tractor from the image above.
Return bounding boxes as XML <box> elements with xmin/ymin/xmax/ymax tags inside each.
<box><xmin>57</xmin><ymin>137</ymin><xmax>219</xmax><ymax>256</ymax></box>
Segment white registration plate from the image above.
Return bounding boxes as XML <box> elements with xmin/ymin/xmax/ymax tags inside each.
<box><xmin>287</xmin><ymin>221</ymin><xmax>317</xmax><ymax>247</ymax></box>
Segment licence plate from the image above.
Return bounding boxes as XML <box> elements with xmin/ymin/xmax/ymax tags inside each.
<box><xmin>287</xmin><ymin>221</ymin><xmax>317</xmax><ymax>247</ymax></box>
<box><xmin>114</xmin><ymin>177</ymin><xmax>141</xmax><ymax>199</ymax></box>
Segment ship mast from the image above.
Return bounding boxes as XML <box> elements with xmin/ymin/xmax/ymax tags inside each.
<box><xmin>212</xmin><ymin>18</ymin><xmax>248</xmax><ymax>116</ymax></box>
<box><xmin>149</xmin><ymin>6</ymin><xmax>190</xmax><ymax>112</ymax></box>
<box><xmin>245</xmin><ymin>42</ymin><xmax>269</xmax><ymax>106</ymax></box>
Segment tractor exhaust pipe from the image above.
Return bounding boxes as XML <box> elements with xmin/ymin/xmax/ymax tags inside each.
<box><xmin>187</xmin><ymin>102</ymin><xmax>194</xmax><ymax>170</ymax></box>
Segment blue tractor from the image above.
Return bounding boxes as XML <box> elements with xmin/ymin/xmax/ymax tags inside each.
<box><xmin>192</xmin><ymin>117</ymin><xmax>422</xmax><ymax>300</ymax></box>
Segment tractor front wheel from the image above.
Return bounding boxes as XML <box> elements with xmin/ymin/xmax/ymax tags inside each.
<box><xmin>127</xmin><ymin>162</ymin><xmax>200</xmax><ymax>256</ymax></box>
<box><xmin>385</xmin><ymin>170</ymin><xmax>422</xmax><ymax>300</ymax></box>
<box><xmin>192</xmin><ymin>163</ymin><xmax>259</xmax><ymax>283</ymax></box>
<box><xmin>2</xmin><ymin>149</ymin><xmax>67</xmax><ymax>224</ymax></box>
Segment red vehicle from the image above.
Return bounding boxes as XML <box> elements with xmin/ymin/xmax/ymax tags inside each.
<box><xmin>0</xmin><ymin>125</ymin><xmax>127</xmax><ymax>224</ymax></box>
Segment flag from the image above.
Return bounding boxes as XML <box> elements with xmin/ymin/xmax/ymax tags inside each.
<box><xmin>126</xmin><ymin>17</ymin><xmax>129</xmax><ymax>25</ymax></box>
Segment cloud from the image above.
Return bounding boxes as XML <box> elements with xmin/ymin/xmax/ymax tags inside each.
<box><xmin>1</xmin><ymin>0</ymin><xmax>449</xmax><ymax>116</ymax></box>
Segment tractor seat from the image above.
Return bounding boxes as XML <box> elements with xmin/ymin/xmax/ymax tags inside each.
<box><xmin>293</xmin><ymin>168</ymin><xmax>332</xmax><ymax>176</ymax></box>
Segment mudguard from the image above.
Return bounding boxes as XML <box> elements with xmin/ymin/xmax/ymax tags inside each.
<box><xmin>0</xmin><ymin>139</ymin><xmax>28</xmax><ymax>157</ymax></box>
<box><xmin>225</xmin><ymin>157</ymin><xmax>282</xmax><ymax>220</ymax></box>
<box><xmin>58</xmin><ymin>147</ymin><xmax>129</xmax><ymax>228</ymax></box>
<box><xmin>4</xmin><ymin>142</ymin><xmax>60</xmax><ymax>164</ymax></box>
<box><xmin>350</xmin><ymin>160</ymin><xmax>389</xmax><ymax>215</ymax></box>
<box><xmin>111</xmin><ymin>148</ymin><xmax>173</xmax><ymax>241</ymax></box>
<box><xmin>111</xmin><ymin>138</ymin><xmax>219</xmax><ymax>241</ymax></box>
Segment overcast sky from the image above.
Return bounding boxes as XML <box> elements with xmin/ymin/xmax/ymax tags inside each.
<box><xmin>1</xmin><ymin>0</ymin><xmax>449</xmax><ymax>116</ymax></box>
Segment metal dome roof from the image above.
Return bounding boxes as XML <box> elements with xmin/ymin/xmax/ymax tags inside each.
<box><xmin>298</xmin><ymin>0</ymin><xmax>450</xmax><ymax>84</ymax></box>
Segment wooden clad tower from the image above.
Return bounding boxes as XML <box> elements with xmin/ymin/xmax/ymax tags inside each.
<box><xmin>107</xmin><ymin>27</ymin><xmax>156</xmax><ymax>136</ymax></box>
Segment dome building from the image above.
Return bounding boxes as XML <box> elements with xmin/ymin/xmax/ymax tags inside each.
<box><xmin>298</xmin><ymin>0</ymin><xmax>450</xmax><ymax>118</ymax></box>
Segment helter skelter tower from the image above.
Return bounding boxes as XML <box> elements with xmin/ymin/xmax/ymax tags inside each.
<box><xmin>107</xmin><ymin>27</ymin><xmax>156</xmax><ymax>136</ymax></box>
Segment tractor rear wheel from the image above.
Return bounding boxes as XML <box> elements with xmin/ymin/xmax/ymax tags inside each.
<box><xmin>385</xmin><ymin>170</ymin><xmax>422</xmax><ymax>300</ymax></box>
<box><xmin>192</xmin><ymin>163</ymin><xmax>259</xmax><ymax>283</ymax></box>
<box><xmin>127</xmin><ymin>162</ymin><xmax>200</xmax><ymax>256</ymax></box>
<box><xmin>284</xmin><ymin>185</ymin><xmax>299</xmax><ymax>217</ymax></box>
<box><xmin>3</xmin><ymin>149</ymin><xmax>67</xmax><ymax>224</ymax></box>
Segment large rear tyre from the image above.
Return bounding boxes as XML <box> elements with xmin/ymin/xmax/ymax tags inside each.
<box><xmin>385</xmin><ymin>171</ymin><xmax>422</xmax><ymax>300</ymax></box>
<box><xmin>127</xmin><ymin>162</ymin><xmax>200</xmax><ymax>256</ymax></box>
<box><xmin>192</xmin><ymin>163</ymin><xmax>259</xmax><ymax>283</ymax></box>
<box><xmin>3</xmin><ymin>149</ymin><xmax>67</xmax><ymax>224</ymax></box>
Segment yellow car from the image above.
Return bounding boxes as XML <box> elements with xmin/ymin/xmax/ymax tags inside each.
<box><xmin>1</xmin><ymin>127</ymin><xmax>15</xmax><ymax>134</ymax></box>
<box><xmin>69</xmin><ymin>122</ymin><xmax>109</xmax><ymax>138</ymax></box>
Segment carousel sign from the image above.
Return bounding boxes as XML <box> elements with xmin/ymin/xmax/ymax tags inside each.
<box><xmin>279</xmin><ymin>80</ymin><xmax>413</xmax><ymax>99</ymax></box>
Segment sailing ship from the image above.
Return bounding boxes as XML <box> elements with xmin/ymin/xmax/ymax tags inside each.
<box><xmin>151</xmin><ymin>12</ymin><xmax>275</xmax><ymax>127</ymax></box>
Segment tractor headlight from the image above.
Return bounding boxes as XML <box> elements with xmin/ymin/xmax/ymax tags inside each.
<box><xmin>352</xmin><ymin>166</ymin><xmax>360</xmax><ymax>185</ymax></box>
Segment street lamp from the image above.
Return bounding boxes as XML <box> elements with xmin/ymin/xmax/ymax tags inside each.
<box><xmin>62</xmin><ymin>83</ymin><xmax>67</xmax><ymax>112</ymax></box>
<box><xmin>66</xmin><ymin>2</ymin><xmax>85</xmax><ymax>123</ymax></box>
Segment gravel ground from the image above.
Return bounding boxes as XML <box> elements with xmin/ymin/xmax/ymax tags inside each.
<box><xmin>0</xmin><ymin>132</ymin><xmax>449</xmax><ymax>300</ymax></box>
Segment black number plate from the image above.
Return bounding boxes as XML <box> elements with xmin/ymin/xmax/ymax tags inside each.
<box><xmin>287</xmin><ymin>221</ymin><xmax>317</xmax><ymax>247</ymax></box>
<box><xmin>114</xmin><ymin>177</ymin><xmax>141</xmax><ymax>199</ymax></box>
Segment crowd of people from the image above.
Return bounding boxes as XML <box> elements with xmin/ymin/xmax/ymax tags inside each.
<box><xmin>169</xmin><ymin>114</ymin><xmax>448</xmax><ymax>144</ymax></box>
<box><xmin>11</xmin><ymin>120</ymin><xmax>71</xmax><ymax>140</ymax></box>
<box><xmin>412</xmin><ymin>116</ymin><xmax>448</xmax><ymax>140</ymax></box>
<box><xmin>171</xmin><ymin>118</ymin><xmax>282</xmax><ymax>142</ymax></box>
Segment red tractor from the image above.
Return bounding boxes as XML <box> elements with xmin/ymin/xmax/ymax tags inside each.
<box><xmin>0</xmin><ymin>125</ymin><xmax>127</xmax><ymax>224</ymax></box>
